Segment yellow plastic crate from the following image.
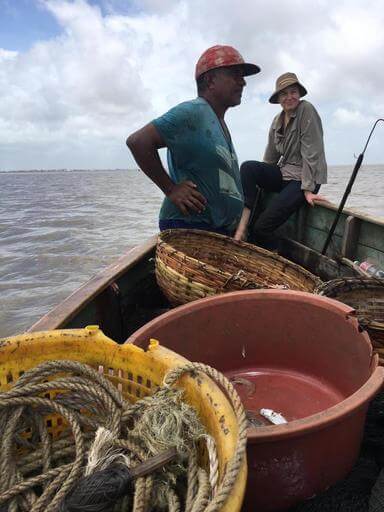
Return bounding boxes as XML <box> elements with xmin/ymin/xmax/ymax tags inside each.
<box><xmin>0</xmin><ymin>326</ymin><xmax>247</xmax><ymax>511</ymax></box>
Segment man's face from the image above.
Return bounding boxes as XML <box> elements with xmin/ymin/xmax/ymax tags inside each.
<box><xmin>211</xmin><ymin>66</ymin><xmax>246</xmax><ymax>107</ymax></box>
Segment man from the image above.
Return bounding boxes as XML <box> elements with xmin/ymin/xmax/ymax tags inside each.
<box><xmin>126</xmin><ymin>45</ymin><xmax>260</xmax><ymax>235</ymax></box>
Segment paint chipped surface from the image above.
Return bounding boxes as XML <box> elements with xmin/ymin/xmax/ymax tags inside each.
<box><xmin>219</xmin><ymin>414</ymin><xmax>230</xmax><ymax>435</ymax></box>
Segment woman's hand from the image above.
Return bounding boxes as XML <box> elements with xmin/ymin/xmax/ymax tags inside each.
<box><xmin>304</xmin><ymin>190</ymin><xmax>328</xmax><ymax>207</ymax></box>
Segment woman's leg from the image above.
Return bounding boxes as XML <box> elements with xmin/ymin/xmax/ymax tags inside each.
<box><xmin>252</xmin><ymin>180</ymin><xmax>306</xmax><ymax>246</ymax></box>
<box><xmin>234</xmin><ymin>207</ymin><xmax>251</xmax><ymax>240</ymax></box>
<box><xmin>235</xmin><ymin>161</ymin><xmax>283</xmax><ymax>241</ymax></box>
<box><xmin>240</xmin><ymin>161</ymin><xmax>283</xmax><ymax>209</ymax></box>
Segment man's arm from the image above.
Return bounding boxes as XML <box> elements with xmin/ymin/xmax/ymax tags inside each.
<box><xmin>126</xmin><ymin>123</ymin><xmax>206</xmax><ymax>216</ymax></box>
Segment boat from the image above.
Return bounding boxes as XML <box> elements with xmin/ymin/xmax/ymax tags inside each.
<box><xmin>23</xmin><ymin>199</ymin><xmax>384</xmax><ymax>511</ymax></box>
<box><xmin>29</xmin><ymin>199</ymin><xmax>384</xmax><ymax>340</ymax></box>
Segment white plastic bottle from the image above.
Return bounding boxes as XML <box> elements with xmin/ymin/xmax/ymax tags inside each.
<box><xmin>359</xmin><ymin>261</ymin><xmax>384</xmax><ymax>278</ymax></box>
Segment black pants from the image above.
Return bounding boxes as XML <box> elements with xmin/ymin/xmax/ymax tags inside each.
<box><xmin>241</xmin><ymin>160</ymin><xmax>319</xmax><ymax>246</ymax></box>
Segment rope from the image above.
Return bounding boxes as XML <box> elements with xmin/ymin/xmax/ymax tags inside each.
<box><xmin>163</xmin><ymin>363</ymin><xmax>248</xmax><ymax>512</ymax></box>
<box><xmin>0</xmin><ymin>359</ymin><xmax>247</xmax><ymax>512</ymax></box>
<box><xmin>204</xmin><ymin>436</ymin><xmax>218</xmax><ymax>495</ymax></box>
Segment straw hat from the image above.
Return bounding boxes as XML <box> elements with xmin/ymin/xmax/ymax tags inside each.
<box><xmin>269</xmin><ymin>72</ymin><xmax>307</xmax><ymax>104</ymax></box>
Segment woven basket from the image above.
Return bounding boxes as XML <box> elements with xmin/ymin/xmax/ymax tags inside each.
<box><xmin>156</xmin><ymin>229</ymin><xmax>321</xmax><ymax>306</ymax></box>
<box><xmin>316</xmin><ymin>277</ymin><xmax>384</xmax><ymax>363</ymax></box>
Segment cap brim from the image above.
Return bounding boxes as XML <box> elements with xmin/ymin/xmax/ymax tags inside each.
<box><xmin>241</xmin><ymin>63</ymin><xmax>261</xmax><ymax>76</ymax></box>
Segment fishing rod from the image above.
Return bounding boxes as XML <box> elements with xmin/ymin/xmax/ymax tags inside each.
<box><xmin>321</xmin><ymin>118</ymin><xmax>384</xmax><ymax>255</ymax></box>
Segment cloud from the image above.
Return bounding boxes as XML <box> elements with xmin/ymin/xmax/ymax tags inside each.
<box><xmin>0</xmin><ymin>49</ymin><xmax>18</xmax><ymax>61</ymax></box>
<box><xmin>0</xmin><ymin>0</ymin><xmax>383</xmax><ymax>170</ymax></box>
<box><xmin>333</xmin><ymin>108</ymin><xmax>372</xmax><ymax>126</ymax></box>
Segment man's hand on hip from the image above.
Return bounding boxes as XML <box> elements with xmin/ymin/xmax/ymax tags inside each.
<box><xmin>167</xmin><ymin>181</ymin><xmax>207</xmax><ymax>216</ymax></box>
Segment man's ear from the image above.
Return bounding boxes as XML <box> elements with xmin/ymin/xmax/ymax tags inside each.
<box><xmin>205</xmin><ymin>70</ymin><xmax>217</xmax><ymax>90</ymax></box>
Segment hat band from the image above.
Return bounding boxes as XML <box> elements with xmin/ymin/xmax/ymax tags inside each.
<box><xmin>278</xmin><ymin>78</ymin><xmax>297</xmax><ymax>90</ymax></box>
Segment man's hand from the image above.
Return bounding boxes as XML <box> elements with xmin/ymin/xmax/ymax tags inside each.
<box><xmin>304</xmin><ymin>190</ymin><xmax>328</xmax><ymax>207</ymax></box>
<box><xmin>167</xmin><ymin>180</ymin><xmax>207</xmax><ymax>216</ymax></box>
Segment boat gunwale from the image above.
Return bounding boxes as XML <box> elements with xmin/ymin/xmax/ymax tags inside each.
<box><xmin>318</xmin><ymin>200</ymin><xmax>384</xmax><ymax>227</ymax></box>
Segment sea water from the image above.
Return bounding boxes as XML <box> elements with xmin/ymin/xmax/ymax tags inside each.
<box><xmin>1</xmin><ymin>165</ymin><xmax>383</xmax><ymax>337</ymax></box>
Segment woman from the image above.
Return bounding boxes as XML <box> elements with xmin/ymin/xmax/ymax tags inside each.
<box><xmin>234</xmin><ymin>72</ymin><xmax>327</xmax><ymax>246</ymax></box>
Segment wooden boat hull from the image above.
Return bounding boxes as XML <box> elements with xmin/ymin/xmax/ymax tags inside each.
<box><xmin>29</xmin><ymin>201</ymin><xmax>384</xmax><ymax>339</ymax></box>
<box><xmin>24</xmin><ymin>200</ymin><xmax>384</xmax><ymax>511</ymax></box>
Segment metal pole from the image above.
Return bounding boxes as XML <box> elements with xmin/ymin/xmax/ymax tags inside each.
<box><xmin>321</xmin><ymin>119</ymin><xmax>384</xmax><ymax>255</ymax></box>
<box><xmin>321</xmin><ymin>154</ymin><xmax>363</xmax><ymax>255</ymax></box>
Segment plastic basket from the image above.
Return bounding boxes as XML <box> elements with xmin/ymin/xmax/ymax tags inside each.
<box><xmin>156</xmin><ymin>229</ymin><xmax>321</xmax><ymax>306</ymax></box>
<box><xmin>0</xmin><ymin>326</ymin><xmax>246</xmax><ymax>512</ymax></box>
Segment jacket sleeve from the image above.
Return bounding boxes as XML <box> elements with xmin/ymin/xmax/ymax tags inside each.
<box><xmin>300</xmin><ymin>103</ymin><xmax>327</xmax><ymax>191</ymax></box>
<box><xmin>263</xmin><ymin>122</ymin><xmax>280</xmax><ymax>164</ymax></box>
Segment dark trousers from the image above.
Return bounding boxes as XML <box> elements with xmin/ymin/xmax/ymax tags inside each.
<box><xmin>241</xmin><ymin>160</ymin><xmax>319</xmax><ymax>246</ymax></box>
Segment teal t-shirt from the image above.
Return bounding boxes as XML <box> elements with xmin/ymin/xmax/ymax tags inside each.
<box><xmin>152</xmin><ymin>97</ymin><xmax>244</xmax><ymax>233</ymax></box>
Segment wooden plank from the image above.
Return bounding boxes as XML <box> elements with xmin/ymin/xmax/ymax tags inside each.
<box><xmin>279</xmin><ymin>239</ymin><xmax>356</xmax><ymax>281</ymax></box>
<box><xmin>64</xmin><ymin>283</ymin><xmax>124</xmax><ymax>341</ymax></box>
<box><xmin>319</xmin><ymin>202</ymin><xmax>384</xmax><ymax>227</ymax></box>
<box><xmin>341</xmin><ymin>216</ymin><xmax>361</xmax><ymax>259</ymax></box>
<box><xmin>357</xmin><ymin>222</ymin><xmax>384</xmax><ymax>253</ymax></box>
<box><xmin>28</xmin><ymin>236</ymin><xmax>158</xmax><ymax>332</ymax></box>
<box><xmin>296</xmin><ymin>207</ymin><xmax>308</xmax><ymax>243</ymax></box>
<box><xmin>304</xmin><ymin>225</ymin><xmax>343</xmax><ymax>257</ymax></box>
<box><xmin>280</xmin><ymin>202</ymin><xmax>383</xmax><ymax>262</ymax></box>
<box><xmin>305</xmin><ymin>205</ymin><xmax>347</xmax><ymax>238</ymax></box>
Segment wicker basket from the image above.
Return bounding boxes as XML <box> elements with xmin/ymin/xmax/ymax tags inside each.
<box><xmin>156</xmin><ymin>229</ymin><xmax>321</xmax><ymax>306</ymax></box>
<box><xmin>316</xmin><ymin>277</ymin><xmax>384</xmax><ymax>363</ymax></box>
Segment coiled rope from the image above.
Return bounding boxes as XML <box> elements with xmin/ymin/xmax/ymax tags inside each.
<box><xmin>0</xmin><ymin>360</ymin><xmax>247</xmax><ymax>512</ymax></box>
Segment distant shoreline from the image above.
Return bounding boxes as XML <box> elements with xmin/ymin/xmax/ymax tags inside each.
<box><xmin>0</xmin><ymin>169</ymin><xmax>132</xmax><ymax>173</ymax></box>
<box><xmin>1</xmin><ymin>164</ymin><xmax>383</xmax><ymax>173</ymax></box>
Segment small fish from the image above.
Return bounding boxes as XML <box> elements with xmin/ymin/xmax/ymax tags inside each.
<box><xmin>260</xmin><ymin>408</ymin><xmax>288</xmax><ymax>425</ymax></box>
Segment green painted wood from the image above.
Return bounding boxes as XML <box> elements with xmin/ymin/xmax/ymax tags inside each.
<box><xmin>264</xmin><ymin>191</ymin><xmax>384</xmax><ymax>259</ymax></box>
<box><xmin>358</xmin><ymin>222</ymin><xmax>384</xmax><ymax>253</ymax></box>
<box><xmin>304</xmin><ymin>226</ymin><xmax>343</xmax><ymax>256</ymax></box>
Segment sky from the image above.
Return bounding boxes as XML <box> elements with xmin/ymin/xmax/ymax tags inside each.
<box><xmin>0</xmin><ymin>0</ymin><xmax>383</xmax><ymax>170</ymax></box>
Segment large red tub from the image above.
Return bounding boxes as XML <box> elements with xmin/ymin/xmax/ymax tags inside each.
<box><xmin>127</xmin><ymin>290</ymin><xmax>384</xmax><ymax>511</ymax></box>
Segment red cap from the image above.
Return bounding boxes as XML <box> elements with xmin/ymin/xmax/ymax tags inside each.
<box><xmin>195</xmin><ymin>45</ymin><xmax>261</xmax><ymax>79</ymax></box>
